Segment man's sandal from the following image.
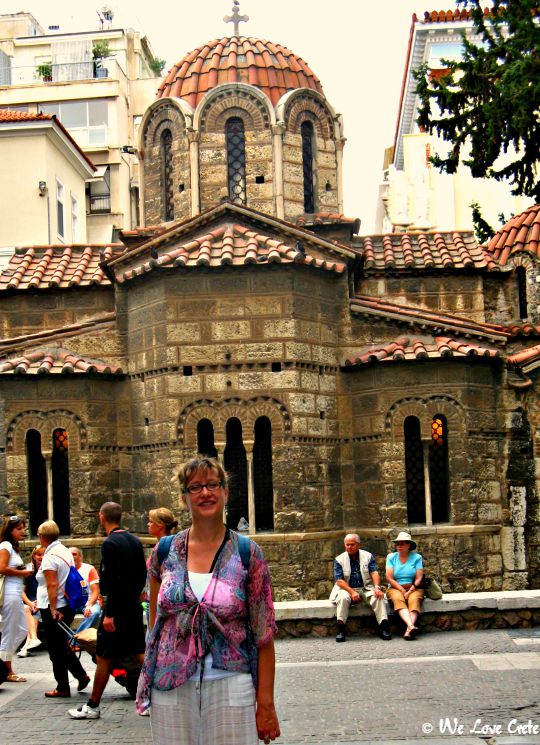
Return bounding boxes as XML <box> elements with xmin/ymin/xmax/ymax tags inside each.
<box><xmin>6</xmin><ymin>673</ymin><xmax>27</xmax><ymax>682</ymax></box>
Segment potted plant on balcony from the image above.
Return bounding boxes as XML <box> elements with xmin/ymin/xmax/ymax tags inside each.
<box><xmin>93</xmin><ymin>40</ymin><xmax>112</xmax><ymax>79</ymax></box>
<box><xmin>149</xmin><ymin>57</ymin><xmax>166</xmax><ymax>76</ymax></box>
<box><xmin>36</xmin><ymin>62</ymin><xmax>53</xmax><ymax>82</ymax></box>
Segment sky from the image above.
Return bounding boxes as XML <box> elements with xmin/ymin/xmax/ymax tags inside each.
<box><xmin>5</xmin><ymin>0</ymin><xmax>455</xmax><ymax>232</ymax></box>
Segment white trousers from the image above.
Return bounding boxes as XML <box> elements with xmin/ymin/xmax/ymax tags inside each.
<box><xmin>0</xmin><ymin>590</ymin><xmax>27</xmax><ymax>661</ymax></box>
<box><xmin>151</xmin><ymin>673</ymin><xmax>258</xmax><ymax>745</ymax></box>
<box><xmin>332</xmin><ymin>587</ymin><xmax>388</xmax><ymax>625</ymax></box>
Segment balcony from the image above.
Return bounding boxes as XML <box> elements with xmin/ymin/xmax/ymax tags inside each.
<box><xmin>88</xmin><ymin>194</ymin><xmax>111</xmax><ymax>214</ymax></box>
<box><xmin>0</xmin><ymin>60</ymin><xmax>122</xmax><ymax>87</ymax></box>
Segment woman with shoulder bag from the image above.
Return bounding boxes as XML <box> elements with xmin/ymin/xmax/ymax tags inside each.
<box><xmin>136</xmin><ymin>455</ymin><xmax>280</xmax><ymax>745</ymax></box>
<box><xmin>0</xmin><ymin>515</ymin><xmax>33</xmax><ymax>681</ymax></box>
<box><xmin>385</xmin><ymin>531</ymin><xmax>425</xmax><ymax>640</ymax></box>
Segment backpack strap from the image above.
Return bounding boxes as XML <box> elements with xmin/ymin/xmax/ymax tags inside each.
<box><xmin>156</xmin><ymin>534</ymin><xmax>174</xmax><ymax>566</ymax></box>
<box><xmin>237</xmin><ymin>533</ymin><xmax>251</xmax><ymax>571</ymax></box>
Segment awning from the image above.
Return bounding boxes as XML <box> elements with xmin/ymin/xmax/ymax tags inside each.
<box><xmin>86</xmin><ymin>164</ymin><xmax>108</xmax><ymax>183</ymax></box>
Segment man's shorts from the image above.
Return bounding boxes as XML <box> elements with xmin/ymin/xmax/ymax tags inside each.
<box><xmin>96</xmin><ymin>603</ymin><xmax>145</xmax><ymax>660</ymax></box>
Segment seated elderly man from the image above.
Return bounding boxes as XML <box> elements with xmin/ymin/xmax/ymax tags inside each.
<box><xmin>70</xmin><ymin>547</ymin><xmax>101</xmax><ymax>633</ymax></box>
<box><xmin>329</xmin><ymin>533</ymin><xmax>391</xmax><ymax>642</ymax></box>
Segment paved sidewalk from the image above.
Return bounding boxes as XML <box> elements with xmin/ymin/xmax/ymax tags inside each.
<box><xmin>1</xmin><ymin>628</ymin><xmax>539</xmax><ymax>744</ymax></box>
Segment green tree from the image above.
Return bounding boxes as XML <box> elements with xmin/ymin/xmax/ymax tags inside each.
<box><xmin>414</xmin><ymin>1</ymin><xmax>540</xmax><ymax>200</ymax></box>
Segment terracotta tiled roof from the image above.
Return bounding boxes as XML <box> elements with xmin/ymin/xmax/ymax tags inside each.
<box><xmin>0</xmin><ymin>347</ymin><xmax>123</xmax><ymax>375</ymax></box>
<box><xmin>0</xmin><ymin>314</ymin><xmax>116</xmax><ymax>353</ymax></box>
<box><xmin>157</xmin><ymin>36</ymin><xmax>323</xmax><ymax>107</ymax></box>
<box><xmin>0</xmin><ymin>111</ymin><xmax>53</xmax><ymax>122</ymax></box>
<box><xmin>0</xmin><ymin>244</ymin><xmax>124</xmax><ymax>291</ymax></box>
<box><xmin>504</xmin><ymin>322</ymin><xmax>540</xmax><ymax>338</ymax></box>
<box><xmin>344</xmin><ymin>334</ymin><xmax>502</xmax><ymax>367</ymax></box>
<box><xmin>359</xmin><ymin>231</ymin><xmax>500</xmax><ymax>272</ymax></box>
<box><xmin>113</xmin><ymin>222</ymin><xmax>347</xmax><ymax>284</ymax></box>
<box><xmin>420</xmin><ymin>8</ymin><xmax>486</xmax><ymax>23</ymax></box>
<box><xmin>486</xmin><ymin>205</ymin><xmax>540</xmax><ymax>265</ymax></box>
<box><xmin>507</xmin><ymin>343</ymin><xmax>540</xmax><ymax>370</ymax></box>
<box><xmin>350</xmin><ymin>295</ymin><xmax>509</xmax><ymax>342</ymax></box>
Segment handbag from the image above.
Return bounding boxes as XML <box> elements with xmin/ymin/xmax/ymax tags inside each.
<box><xmin>420</xmin><ymin>575</ymin><xmax>443</xmax><ymax>600</ymax></box>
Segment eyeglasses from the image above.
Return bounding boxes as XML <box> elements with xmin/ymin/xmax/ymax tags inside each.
<box><xmin>395</xmin><ymin>541</ymin><xmax>409</xmax><ymax>546</ymax></box>
<box><xmin>185</xmin><ymin>481</ymin><xmax>222</xmax><ymax>495</ymax></box>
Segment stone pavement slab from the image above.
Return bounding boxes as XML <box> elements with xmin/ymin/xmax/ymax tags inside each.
<box><xmin>1</xmin><ymin>628</ymin><xmax>539</xmax><ymax>745</ymax></box>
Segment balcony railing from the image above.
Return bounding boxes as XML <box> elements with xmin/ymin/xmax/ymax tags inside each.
<box><xmin>88</xmin><ymin>195</ymin><xmax>111</xmax><ymax>214</ymax></box>
<box><xmin>0</xmin><ymin>60</ymin><xmax>119</xmax><ymax>87</ymax></box>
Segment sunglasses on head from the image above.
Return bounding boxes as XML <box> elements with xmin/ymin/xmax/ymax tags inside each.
<box><xmin>8</xmin><ymin>515</ymin><xmax>22</xmax><ymax>522</ymax></box>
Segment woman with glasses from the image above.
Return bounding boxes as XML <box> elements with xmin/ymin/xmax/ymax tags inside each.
<box><xmin>385</xmin><ymin>531</ymin><xmax>424</xmax><ymax>640</ymax></box>
<box><xmin>136</xmin><ymin>455</ymin><xmax>280</xmax><ymax>745</ymax></box>
<box><xmin>0</xmin><ymin>515</ymin><xmax>33</xmax><ymax>681</ymax></box>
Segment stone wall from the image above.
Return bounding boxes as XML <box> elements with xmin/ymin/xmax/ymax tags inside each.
<box><xmin>282</xmin><ymin>131</ymin><xmax>338</xmax><ymax>219</ymax></box>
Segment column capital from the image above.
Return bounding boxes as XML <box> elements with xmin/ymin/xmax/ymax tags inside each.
<box><xmin>272</xmin><ymin>123</ymin><xmax>286</xmax><ymax>136</ymax></box>
<box><xmin>187</xmin><ymin>129</ymin><xmax>200</xmax><ymax>143</ymax></box>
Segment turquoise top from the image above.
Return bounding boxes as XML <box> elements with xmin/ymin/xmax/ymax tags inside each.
<box><xmin>386</xmin><ymin>551</ymin><xmax>423</xmax><ymax>585</ymax></box>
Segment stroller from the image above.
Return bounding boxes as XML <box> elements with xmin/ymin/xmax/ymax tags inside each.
<box><xmin>58</xmin><ymin>621</ymin><xmax>141</xmax><ymax>699</ymax></box>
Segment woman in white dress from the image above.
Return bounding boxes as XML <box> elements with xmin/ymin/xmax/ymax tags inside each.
<box><xmin>0</xmin><ymin>515</ymin><xmax>33</xmax><ymax>681</ymax></box>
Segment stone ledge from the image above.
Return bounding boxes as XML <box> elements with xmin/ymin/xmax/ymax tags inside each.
<box><xmin>274</xmin><ymin>590</ymin><xmax>540</xmax><ymax>621</ymax></box>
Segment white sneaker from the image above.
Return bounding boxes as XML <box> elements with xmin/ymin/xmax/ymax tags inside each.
<box><xmin>17</xmin><ymin>647</ymin><xmax>28</xmax><ymax>658</ymax></box>
<box><xmin>68</xmin><ymin>703</ymin><xmax>100</xmax><ymax>719</ymax></box>
<box><xmin>26</xmin><ymin>638</ymin><xmax>42</xmax><ymax>650</ymax></box>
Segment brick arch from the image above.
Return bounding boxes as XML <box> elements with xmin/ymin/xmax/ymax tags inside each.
<box><xmin>178</xmin><ymin>397</ymin><xmax>290</xmax><ymax>446</ymax></box>
<box><xmin>7</xmin><ymin>409</ymin><xmax>86</xmax><ymax>453</ymax></box>
<box><xmin>510</xmin><ymin>252</ymin><xmax>536</xmax><ymax>270</ymax></box>
<box><xmin>285</xmin><ymin>93</ymin><xmax>335</xmax><ymax>140</ymax></box>
<box><xmin>386</xmin><ymin>396</ymin><xmax>466</xmax><ymax>441</ymax></box>
<box><xmin>142</xmin><ymin>102</ymin><xmax>187</xmax><ymax>149</ymax></box>
<box><xmin>199</xmin><ymin>91</ymin><xmax>271</xmax><ymax>134</ymax></box>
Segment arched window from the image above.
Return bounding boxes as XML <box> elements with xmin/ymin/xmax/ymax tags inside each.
<box><xmin>226</xmin><ymin>117</ymin><xmax>247</xmax><ymax>204</ymax></box>
<box><xmin>224</xmin><ymin>417</ymin><xmax>248</xmax><ymax>530</ymax></box>
<box><xmin>404</xmin><ymin>416</ymin><xmax>426</xmax><ymax>524</ymax></box>
<box><xmin>301</xmin><ymin>120</ymin><xmax>315</xmax><ymax>213</ymax></box>
<box><xmin>253</xmin><ymin>416</ymin><xmax>274</xmax><ymax>531</ymax></box>
<box><xmin>160</xmin><ymin>128</ymin><xmax>174</xmax><ymax>221</ymax></box>
<box><xmin>52</xmin><ymin>428</ymin><xmax>70</xmax><ymax>535</ymax></box>
<box><xmin>26</xmin><ymin>429</ymin><xmax>47</xmax><ymax>536</ymax></box>
<box><xmin>429</xmin><ymin>415</ymin><xmax>450</xmax><ymax>523</ymax></box>
<box><xmin>197</xmin><ymin>418</ymin><xmax>218</xmax><ymax>458</ymax></box>
<box><xmin>517</xmin><ymin>266</ymin><xmax>528</xmax><ymax>320</ymax></box>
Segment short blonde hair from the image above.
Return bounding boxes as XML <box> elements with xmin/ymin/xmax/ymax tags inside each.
<box><xmin>173</xmin><ymin>455</ymin><xmax>227</xmax><ymax>492</ymax></box>
<box><xmin>148</xmin><ymin>507</ymin><xmax>178</xmax><ymax>534</ymax></box>
<box><xmin>37</xmin><ymin>520</ymin><xmax>59</xmax><ymax>542</ymax></box>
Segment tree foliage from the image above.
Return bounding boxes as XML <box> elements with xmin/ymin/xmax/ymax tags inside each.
<box><xmin>414</xmin><ymin>0</ymin><xmax>540</xmax><ymax>200</ymax></box>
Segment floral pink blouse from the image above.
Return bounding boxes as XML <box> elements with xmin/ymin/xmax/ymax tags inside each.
<box><xmin>135</xmin><ymin>529</ymin><xmax>277</xmax><ymax>713</ymax></box>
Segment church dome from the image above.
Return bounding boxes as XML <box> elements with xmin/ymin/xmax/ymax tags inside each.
<box><xmin>156</xmin><ymin>36</ymin><xmax>324</xmax><ymax>107</ymax></box>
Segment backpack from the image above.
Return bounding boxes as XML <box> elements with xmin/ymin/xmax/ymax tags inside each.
<box><xmin>156</xmin><ymin>531</ymin><xmax>251</xmax><ymax>570</ymax></box>
<box><xmin>53</xmin><ymin>554</ymin><xmax>90</xmax><ymax>611</ymax></box>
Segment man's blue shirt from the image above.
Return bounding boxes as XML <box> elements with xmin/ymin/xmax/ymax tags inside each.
<box><xmin>333</xmin><ymin>552</ymin><xmax>378</xmax><ymax>588</ymax></box>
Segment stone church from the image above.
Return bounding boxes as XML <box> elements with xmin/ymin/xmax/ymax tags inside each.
<box><xmin>1</xmin><ymin>23</ymin><xmax>539</xmax><ymax>599</ymax></box>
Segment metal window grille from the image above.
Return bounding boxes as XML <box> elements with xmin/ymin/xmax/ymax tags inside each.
<box><xmin>160</xmin><ymin>128</ymin><xmax>174</xmax><ymax>221</ymax></box>
<box><xmin>301</xmin><ymin>120</ymin><xmax>315</xmax><ymax>213</ymax></box>
<box><xmin>52</xmin><ymin>428</ymin><xmax>71</xmax><ymax>535</ymax></box>
<box><xmin>404</xmin><ymin>416</ymin><xmax>426</xmax><ymax>523</ymax></box>
<box><xmin>226</xmin><ymin>117</ymin><xmax>247</xmax><ymax>204</ymax></box>
<box><xmin>429</xmin><ymin>415</ymin><xmax>450</xmax><ymax>522</ymax></box>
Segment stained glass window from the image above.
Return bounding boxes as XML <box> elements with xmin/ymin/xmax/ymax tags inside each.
<box><xmin>301</xmin><ymin>120</ymin><xmax>315</xmax><ymax>213</ymax></box>
<box><xmin>52</xmin><ymin>428</ymin><xmax>70</xmax><ymax>535</ymax></box>
<box><xmin>429</xmin><ymin>415</ymin><xmax>450</xmax><ymax>522</ymax></box>
<box><xmin>226</xmin><ymin>117</ymin><xmax>247</xmax><ymax>204</ymax></box>
<box><xmin>160</xmin><ymin>128</ymin><xmax>174</xmax><ymax>221</ymax></box>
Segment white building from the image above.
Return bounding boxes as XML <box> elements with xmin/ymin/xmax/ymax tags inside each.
<box><xmin>0</xmin><ymin>11</ymin><xmax>162</xmax><ymax>242</ymax></box>
<box><xmin>376</xmin><ymin>9</ymin><xmax>533</xmax><ymax>234</ymax></box>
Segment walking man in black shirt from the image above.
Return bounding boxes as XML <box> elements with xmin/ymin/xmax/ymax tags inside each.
<box><xmin>69</xmin><ymin>502</ymin><xmax>147</xmax><ymax>720</ymax></box>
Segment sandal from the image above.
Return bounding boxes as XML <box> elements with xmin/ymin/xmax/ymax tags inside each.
<box><xmin>6</xmin><ymin>674</ymin><xmax>27</xmax><ymax>682</ymax></box>
<box><xmin>44</xmin><ymin>689</ymin><xmax>71</xmax><ymax>698</ymax></box>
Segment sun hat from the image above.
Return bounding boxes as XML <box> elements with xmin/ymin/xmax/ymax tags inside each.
<box><xmin>394</xmin><ymin>531</ymin><xmax>417</xmax><ymax>551</ymax></box>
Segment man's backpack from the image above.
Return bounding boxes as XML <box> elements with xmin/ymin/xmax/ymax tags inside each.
<box><xmin>53</xmin><ymin>554</ymin><xmax>90</xmax><ymax>611</ymax></box>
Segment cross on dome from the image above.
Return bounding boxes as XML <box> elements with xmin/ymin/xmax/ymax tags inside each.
<box><xmin>224</xmin><ymin>0</ymin><xmax>249</xmax><ymax>35</ymax></box>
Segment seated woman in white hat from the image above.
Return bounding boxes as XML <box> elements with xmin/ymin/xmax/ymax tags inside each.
<box><xmin>385</xmin><ymin>531</ymin><xmax>424</xmax><ymax>640</ymax></box>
